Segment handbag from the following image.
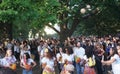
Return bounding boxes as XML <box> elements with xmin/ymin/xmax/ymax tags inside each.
<box><xmin>88</xmin><ymin>57</ymin><xmax>96</xmax><ymax>67</ymax></box>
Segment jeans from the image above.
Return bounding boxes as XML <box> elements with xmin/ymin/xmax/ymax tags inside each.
<box><xmin>22</xmin><ymin>69</ymin><xmax>32</xmax><ymax>74</ymax></box>
<box><xmin>76</xmin><ymin>63</ymin><xmax>84</xmax><ymax>74</ymax></box>
<box><xmin>58</xmin><ymin>63</ymin><xmax>64</xmax><ymax>73</ymax></box>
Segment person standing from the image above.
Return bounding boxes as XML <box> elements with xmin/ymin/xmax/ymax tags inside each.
<box><xmin>14</xmin><ymin>41</ymin><xmax>20</xmax><ymax>61</ymax></box>
<box><xmin>20</xmin><ymin>53</ymin><xmax>36</xmax><ymax>74</ymax></box>
<box><xmin>74</xmin><ymin>41</ymin><xmax>85</xmax><ymax>74</ymax></box>
<box><xmin>56</xmin><ymin>47</ymin><xmax>65</xmax><ymax>73</ymax></box>
<box><xmin>41</xmin><ymin>48</ymin><xmax>55</xmax><ymax>74</ymax></box>
<box><xmin>20</xmin><ymin>40</ymin><xmax>31</xmax><ymax>60</ymax></box>
<box><xmin>94</xmin><ymin>43</ymin><xmax>104</xmax><ymax>74</ymax></box>
<box><xmin>83</xmin><ymin>46</ymin><xmax>96</xmax><ymax>74</ymax></box>
<box><xmin>101</xmin><ymin>45</ymin><xmax>120</xmax><ymax>74</ymax></box>
<box><xmin>0</xmin><ymin>48</ymin><xmax>17</xmax><ymax>74</ymax></box>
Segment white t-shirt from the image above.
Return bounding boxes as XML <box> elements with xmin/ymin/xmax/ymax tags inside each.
<box><xmin>41</xmin><ymin>57</ymin><xmax>54</xmax><ymax>71</ymax></box>
<box><xmin>74</xmin><ymin>47</ymin><xmax>85</xmax><ymax>59</ymax></box>
<box><xmin>20</xmin><ymin>50</ymin><xmax>31</xmax><ymax>57</ymax></box>
<box><xmin>56</xmin><ymin>52</ymin><xmax>65</xmax><ymax>63</ymax></box>
<box><xmin>20</xmin><ymin>45</ymin><xmax>31</xmax><ymax>51</ymax></box>
<box><xmin>14</xmin><ymin>45</ymin><xmax>20</xmax><ymax>53</ymax></box>
<box><xmin>0</xmin><ymin>56</ymin><xmax>16</xmax><ymax>67</ymax></box>
<box><xmin>111</xmin><ymin>54</ymin><xmax>120</xmax><ymax>74</ymax></box>
<box><xmin>37</xmin><ymin>45</ymin><xmax>44</xmax><ymax>59</ymax></box>
<box><xmin>21</xmin><ymin>58</ymin><xmax>34</xmax><ymax>65</ymax></box>
<box><xmin>64</xmin><ymin>54</ymin><xmax>74</xmax><ymax>62</ymax></box>
<box><xmin>37</xmin><ymin>45</ymin><xmax>43</xmax><ymax>53</ymax></box>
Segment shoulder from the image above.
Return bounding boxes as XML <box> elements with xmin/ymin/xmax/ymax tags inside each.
<box><xmin>56</xmin><ymin>53</ymin><xmax>60</xmax><ymax>56</ymax></box>
<box><xmin>64</xmin><ymin>54</ymin><xmax>67</xmax><ymax>57</ymax></box>
<box><xmin>80</xmin><ymin>47</ymin><xmax>85</xmax><ymax>50</ymax></box>
<box><xmin>28</xmin><ymin>58</ymin><xmax>34</xmax><ymax>62</ymax></box>
<box><xmin>41</xmin><ymin>57</ymin><xmax>48</xmax><ymax>63</ymax></box>
<box><xmin>12</xmin><ymin>55</ymin><xmax>16</xmax><ymax>59</ymax></box>
<box><xmin>70</xmin><ymin>54</ymin><xmax>74</xmax><ymax>57</ymax></box>
<box><xmin>113</xmin><ymin>54</ymin><xmax>119</xmax><ymax>59</ymax></box>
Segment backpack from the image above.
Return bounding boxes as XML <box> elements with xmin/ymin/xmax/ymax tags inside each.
<box><xmin>88</xmin><ymin>56</ymin><xmax>96</xmax><ymax>67</ymax></box>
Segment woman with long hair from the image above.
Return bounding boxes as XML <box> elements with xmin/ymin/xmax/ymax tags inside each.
<box><xmin>0</xmin><ymin>49</ymin><xmax>17</xmax><ymax>74</ymax></box>
<box><xmin>20</xmin><ymin>53</ymin><xmax>36</xmax><ymax>74</ymax></box>
<box><xmin>41</xmin><ymin>48</ymin><xmax>55</xmax><ymax>74</ymax></box>
<box><xmin>64</xmin><ymin>46</ymin><xmax>74</xmax><ymax>65</ymax></box>
<box><xmin>56</xmin><ymin>47</ymin><xmax>65</xmax><ymax>73</ymax></box>
<box><xmin>83</xmin><ymin>45</ymin><xmax>96</xmax><ymax>74</ymax></box>
<box><xmin>101</xmin><ymin>45</ymin><xmax>120</xmax><ymax>74</ymax></box>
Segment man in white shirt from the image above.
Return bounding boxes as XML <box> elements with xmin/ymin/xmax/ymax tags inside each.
<box><xmin>37</xmin><ymin>40</ymin><xmax>44</xmax><ymax>65</ymax></box>
<box><xmin>74</xmin><ymin>41</ymin><xmax>85</xmax><ymax>74</ymax></box>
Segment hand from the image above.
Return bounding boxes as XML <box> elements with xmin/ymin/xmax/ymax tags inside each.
<box><xmin>64</xmin><ymin>59</ymin><xmax>68</xmax><ymax>64</ymax></box>
<box><xmin>101</xmin><ymin>60</ymin><xmax>104</xmax><ymax>63</ymax></box>
<box><xmin>45</xmin><ymin>67</ymin><xmax>53</xmax><ymax>72</ymax></box>
<box><xmin>24</xmin><ymin>64</ymin><xmax>32</xmax><ymax>70</ymax></box>
<box><xmin>98</xmin><ymin>54</ymin><xmax>102</xmax><ymax>56</ymax></box>
<box><xmin>59</xmin><ymin>56</ymin><xmax>62</xmax><ymax>61</ymax></box>
<box><xmin>101</xmin><ymin>60</ymin><xmax>105</xmax><ymax>65</ymax></box>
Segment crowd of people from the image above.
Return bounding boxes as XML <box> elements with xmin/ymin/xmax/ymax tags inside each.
<box><xmin>0</xmin><ymin>35</ymin><xmax>120</xmax><ymax>74</ymax></box>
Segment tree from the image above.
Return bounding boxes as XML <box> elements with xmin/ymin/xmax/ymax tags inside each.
<box><xmin>33</xmin><ymin>0</ymin><xmax>99</xmax><ymax>42</ymax></box>
<box><xmin>1</xmin><ymin>0</ymin><xmax>120</xmax><ymax>41</ymax></box>
<box><xmin>0</xmin><ymin>0</ymin><xmax>37</xmax><ymax>40</ymax></box>
<box><xmin>75</xmin><ymin>0</ymin><xmax>120</xmax><ymax>36</ymax></box>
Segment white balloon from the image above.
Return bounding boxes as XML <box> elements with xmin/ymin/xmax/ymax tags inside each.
<box><xmin>80</xmin><ymin>8</ymin><xmax>86</xmax><ymax>14</ymax></box>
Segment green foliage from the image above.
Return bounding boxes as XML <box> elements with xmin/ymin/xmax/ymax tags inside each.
<box><xmin>0</xmin><ymin>0</ymin><xmax>120</xmax><ymax>40</ymax></box>
<box><xmin>0</xmin><ymin>0</ymin><xmax>38</xmax><ymax>39</ymax></box>
<box><xmin>29</xmin><ymin>0</ymin><xmax>61</xmax><ymax>32</ymax></box>
<box><xmin>74</xmin><ymin>0</ymin><xmax>120</xmax><ymax>36</ymax></box>
<box><xmin>0</xmin><ymin>9</ymin><xmax>17</xmax><ymax>23</ymax></box>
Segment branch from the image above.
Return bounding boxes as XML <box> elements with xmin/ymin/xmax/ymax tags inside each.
<box><xmin>46</xmin><ymin>24</ymin><xmax>60</xmax><ymax>34</ymax></box>
<box><xmin>69</xmin><ymin>18</ymin><xmax>80</xmax><ymax>35</ymax></box>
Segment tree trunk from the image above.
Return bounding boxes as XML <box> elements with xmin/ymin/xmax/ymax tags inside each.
<box><xmin>7</xmin><ymin>23</ymin><xmax>13</xmax><ymax>40</ymax></box>
<box><xmin>0</xmin><ymin>22</ymin><xmax>13</xmax><ymax>40</ymax></box>
<box><xmin>59</xmin><ymin>29</ymin><xmax>71</xmax><ymax>42</ymax></box>
<box><xmin>59</xmin><ymin>16</ymin><xmax>80</xmax><ymax>42</ymax></box>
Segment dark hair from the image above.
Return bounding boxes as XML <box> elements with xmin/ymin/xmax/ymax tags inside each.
<box><xmin>85</xmin><ymin>47</ymin><xmax>94</xmax><ymax>58</ymax></box>
<box><xmin>24</xmin><ymin>53</ymin><xmax>30</xmax><ymax>60</ymax></box>
<box><xmin>111</xmin><ymin>47</ymin><xmax>117</xmax><ymax>56</ymax></box>
<box><xmin>57</xmin><ymin>47</ymin><xmax>65</xmax><ymax>53</ymax></box>
<box><xmin>64</xmin><ymin>46</ymin><xmax>73</xmax><ymax>54</ymax></box>
<box><xmin>23</xmin><ymin>40</ymin><xmax>27</xmax><ymax>44</ymax></box>
<box><xmin>46</xmin><ymin>49</ymin><xmax>54</xmax><ymax>58</ymax></box>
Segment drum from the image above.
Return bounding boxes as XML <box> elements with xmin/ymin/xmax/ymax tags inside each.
<box><xmin>24</xmin><ymin>64</ymin><xmax>31</xmax><ymax>70</ymax></box>
<box><xmin>10</xmin><ymin>64</ymin><xmax>17</xmax><ymax>70</ymax></box>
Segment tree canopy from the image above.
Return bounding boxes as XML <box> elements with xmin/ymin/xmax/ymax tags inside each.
<box><xmin>0</xmin><ymin>0</ymin><xmax>37</xmax><ymax>39</ymax></box>
<box><xmin>0</xmin><ymin>0</ymin><xmax>120</xmax><ymax>41</ymax></box>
